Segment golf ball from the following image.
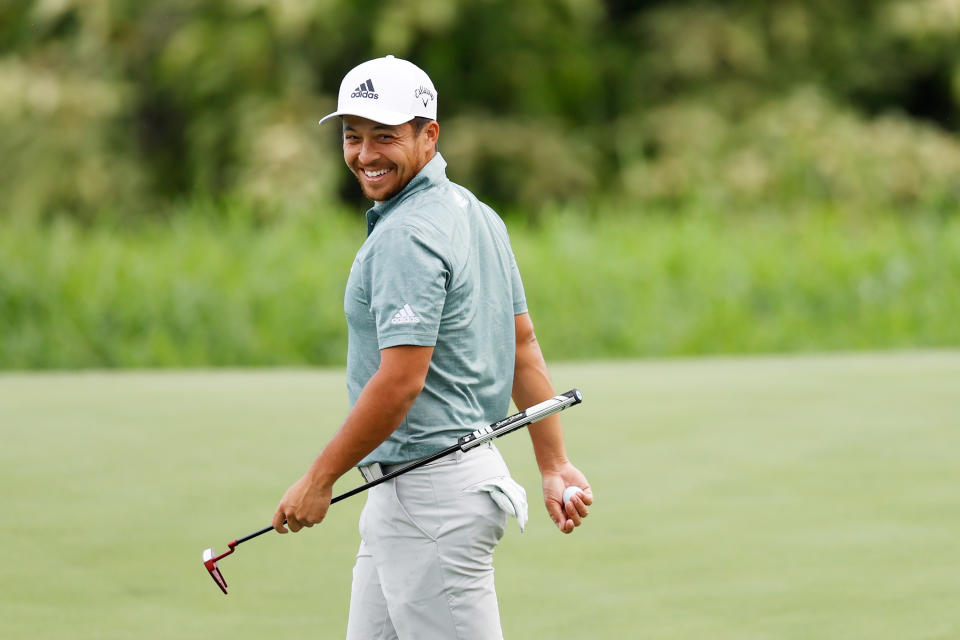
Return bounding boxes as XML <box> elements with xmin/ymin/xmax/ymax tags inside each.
<box><xmin>562</xmin><ymin>486</ymin><xmax>583</xmax><ymax>505</ymax></box>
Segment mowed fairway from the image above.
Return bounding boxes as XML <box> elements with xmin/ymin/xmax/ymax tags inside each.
<box><xmin>1</xmin><ymin>352</ymin><xmax>958</xmax><ymax>639</ymax></box>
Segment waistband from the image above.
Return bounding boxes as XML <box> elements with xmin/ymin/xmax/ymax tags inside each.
<box><xmin>357</xmin><ymin>441</ymin><xmax>493</xmax><ymax>484</ymax></box>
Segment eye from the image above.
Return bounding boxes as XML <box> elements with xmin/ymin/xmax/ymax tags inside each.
<box><xmin>378</xmin><ymin>134</ymin><xmax>394</xmax><ymax>141</ymax></box>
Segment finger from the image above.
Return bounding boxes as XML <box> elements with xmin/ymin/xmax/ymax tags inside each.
<box><xmin>273</xmin><ymin>508</ymin><xmax>288</xmax><ymax>534</ymax></box>
<box><xmin>560</xmin><ymin>517</ymin><xmax>575</xmax><ymax>534</ymax></box>
<box><xmin>571</xmin><ymin>494</ymin><xmax>590</xmax><ymax>519</ymax></box>
<box><xmin>580</xmin><ymin>488</ymin><xmax>594</xmax><ymax>506</ymax></box>
<box><xmin>546</xmin><ymin>499</ymin><xmax>566</xmax><ymax>531</ymax></box>
<box><xmin>287</xmin><ymin>516</ymin><xmax>303</xmax><ymax>533</ymax></box>
<box><xmin>564</xmin><ymin>499</ymin><xmax>583</xmax><ymax>527</ymax></box>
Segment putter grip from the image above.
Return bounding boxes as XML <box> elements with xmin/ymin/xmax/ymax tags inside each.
<box><xmin>458</xmin><ymin>389</ymin><xmax>582</xmax><ymax>451</ymax></box>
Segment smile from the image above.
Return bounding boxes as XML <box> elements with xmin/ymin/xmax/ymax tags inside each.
<box><xmin>363</xmin><ymin>168</ymin><xmax>392</xmax><ymax>179</ymax></box>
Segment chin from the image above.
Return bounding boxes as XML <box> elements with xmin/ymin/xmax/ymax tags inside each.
<box><xmin>362</xmin><ymin>187</ymin><xmax>390</xmax><ymax>201</ymax></box>
<box><xmin>360</xmin><ymin>182</ymin><xmax>400</xmax><ymax>202</ymax></box>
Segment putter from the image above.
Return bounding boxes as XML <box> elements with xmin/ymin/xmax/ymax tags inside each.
<box><xmin>201</xmin><ymin>389</ymin><xmax>583</xmax><ymax>594</ymax></box>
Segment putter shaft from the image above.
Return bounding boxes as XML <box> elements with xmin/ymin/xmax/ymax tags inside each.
<box><xmin>203</xmin><ymin>389</ymin><xmax>582</xmax><ymax>593</ymax></box>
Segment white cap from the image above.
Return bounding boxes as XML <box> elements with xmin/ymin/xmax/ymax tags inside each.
<box><xmin>318</xmin><ymin>55</ymin><xmax>437</xmax><ymax>126</ymax></box>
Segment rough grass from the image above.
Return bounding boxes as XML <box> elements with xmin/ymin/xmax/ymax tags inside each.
<box><xmin>513</xmin><ymin>209</ymin><xmax>960</xmax><ymax>357</ymax></box>
<box><xmin>1</xmin><ymin>209</ymin><xmax>959</xmax><ymax>368</ymax></box>
<box><xmin>1</xmin><ymin>353</ymin><xmax>958</xmax><ymax>639</ymax></box>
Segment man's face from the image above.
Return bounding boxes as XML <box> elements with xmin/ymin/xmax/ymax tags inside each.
<box><xmin>342</xmin><ymin>115</ymin><xmax>439</xmax><ymax>202</ymax></box>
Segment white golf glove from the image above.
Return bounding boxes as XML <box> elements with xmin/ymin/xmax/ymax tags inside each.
<box><xmin>467</xmin><ymin>476</ymin><xmax>528</xmax><ymax>532</ymax></box>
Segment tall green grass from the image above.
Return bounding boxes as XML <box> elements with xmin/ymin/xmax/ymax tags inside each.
<box><xmin>1</xmin><ymin>209</ymin><xmax>958</xmax><ymax>369</ymax></box>
<box><xmin>515</xmin><ymin>209</ymin><xmax>960</xmax><ymax>358</ymax></box>
<box><xmin>0</xmin><ymin>213</ymin><xmax>362</xmax><ymax>368</ymax></box>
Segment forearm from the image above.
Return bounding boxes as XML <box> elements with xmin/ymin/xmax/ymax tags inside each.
<box><xmin>273</xmin><ymin>345</ymin><xmax>431</xmax><ymax>533</ymax></box>
<box><xmin>513</xmin><ymin>317</ymin><xmax>569</xmax><ymax>472</ymax></box>
<box><xmin>306</xmin><ymin>362</ymin><xmax>423</xmax><ymax>487</ymax></box>
<box><xmin>511</xmin><ymin>313</ymin><xmax>593</xmax><ymax>533</ymax></box>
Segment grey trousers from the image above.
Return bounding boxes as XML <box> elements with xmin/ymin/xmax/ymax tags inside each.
<box><xmin>345</xmin><ymin>443</ymin><xmax>514</xmax><ymax>640</ymax></box>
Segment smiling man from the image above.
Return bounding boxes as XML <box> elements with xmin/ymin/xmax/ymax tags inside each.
<box><xmin>342</xmin><ymin>115</ymin><xmax>437</xmax><ymax>203</ymax></box>
<box><xmin>273</xmin><ymin>56</ymin><xmax>593</xmax><ymax>640</ymax></box>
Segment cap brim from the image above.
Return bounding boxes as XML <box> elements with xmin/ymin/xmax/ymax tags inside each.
<box><xmin>318</xmin><ymin>106</ymin><xmax>415</xmax><ymax>127</ymax></box>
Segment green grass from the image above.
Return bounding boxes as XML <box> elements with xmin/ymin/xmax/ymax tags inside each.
<box><xmin>1</xmin><ymin>353</ymin><xmax>958</xmax><ymax>639</ymax></box>
<box><xmin>0</xmin><ymin>214</ymin><xmax>363</xmax><ymax>369</ymax></box>
<box><xmin>513</xmin><ymin>210</ymin><xmax>960</xmax><ymax>358</ymax></box>
<box><xmin>2</xmin><ymin>210</ymin><xmax>959</xmax><ymax>369</ymax></box>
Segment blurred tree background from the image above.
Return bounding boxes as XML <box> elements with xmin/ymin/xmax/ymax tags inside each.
<box><xmin>2</xmin><ymin>0</ymin><xmax>959</xmax><ymax>367</ymax></box>
<box><xmin>4</xmin><ymin>0</ymin><xmax>960</xmax><ymax>219</ymax></box>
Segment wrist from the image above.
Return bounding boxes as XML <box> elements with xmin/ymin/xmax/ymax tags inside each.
<box><xmin>536</xmin><ymin>454</ymin><xmax>570</xmax><ymax>475</ymax></box>
<box><xmin>306</xmin><ymin>458</ymin><xmax>339</xmax><ymax>490</ymax></box>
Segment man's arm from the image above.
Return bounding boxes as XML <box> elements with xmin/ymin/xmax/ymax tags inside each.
<box><xmin>512</xmin><ymin>312</ymin><xmax>593</xmax><ymax>533</ymax></box>
<box><xmin>273</xmin><ymin>344</ymin><xmax>433</xmax><ymax>533</ymax></box>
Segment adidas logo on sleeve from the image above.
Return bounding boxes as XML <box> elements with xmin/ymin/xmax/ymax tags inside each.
<box><xmin>350</xmin><ymin>79</ymin><xmax>379</xmax><ymax>100</ymax></box>
<box><xmin>390</xmin><ymin>304</ymin><xmax>421</xmax><ymax>325</ymax></box>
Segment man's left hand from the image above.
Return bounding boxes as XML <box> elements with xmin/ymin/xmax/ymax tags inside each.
<box><xmin>541</xmin><ymin>463</ymin><xmax>593</xmax><ymax>534</ymax></box>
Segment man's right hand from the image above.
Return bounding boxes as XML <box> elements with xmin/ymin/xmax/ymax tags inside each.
<box><xmin>273</xmin><ymin>472</ymin><xmax>333</xmax><ymax>533</ymax></box>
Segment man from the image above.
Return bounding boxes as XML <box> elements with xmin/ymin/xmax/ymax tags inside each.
<box><xmin>273</xmin><ymin>55</ymin><xmax>593</xmax><ymax>639</ymax></box>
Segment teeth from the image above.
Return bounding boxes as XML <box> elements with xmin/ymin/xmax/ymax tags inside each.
<box><xmin>364</xmin><ymin>168</ymin><xmax>390</xmax><ymax>177</ymax></box>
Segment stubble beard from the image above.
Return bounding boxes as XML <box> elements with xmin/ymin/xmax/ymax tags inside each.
<box><xmin>355</xmin><ymin>171</ymin><xmax>402</xmax><ymax>203</ymax></box>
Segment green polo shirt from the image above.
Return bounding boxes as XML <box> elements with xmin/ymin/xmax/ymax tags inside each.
<box><xmin>345</xmin><ymin>153</ymin><xmax>527</xmax><ymax>465</ymax></box>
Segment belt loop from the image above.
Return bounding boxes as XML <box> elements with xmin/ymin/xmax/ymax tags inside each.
<box><xmin>358</xmin><ymin>463</ymin><xmax>384</xmax><ymax>483</ymax></box>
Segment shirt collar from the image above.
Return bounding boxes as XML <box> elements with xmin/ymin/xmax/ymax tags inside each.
<box><xmin>365</xmin><ymin>152</ymin><xmax>447</xmax><ymax>235</ymax></box>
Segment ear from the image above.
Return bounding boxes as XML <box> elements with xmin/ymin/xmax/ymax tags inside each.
<box><xmin>421</xmin><ymin>120</ymin><xmax>440</xmax><ymax>148</ymax></box>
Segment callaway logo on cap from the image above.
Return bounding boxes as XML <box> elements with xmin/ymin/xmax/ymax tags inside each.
<box><xmin>319</xmin><ymin>55</ymin><xmax>438</xmax><ymax>127</ymax></box>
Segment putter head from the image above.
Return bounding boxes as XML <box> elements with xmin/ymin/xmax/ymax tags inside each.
<box><xmin>202</xmin><ymin>547</ymin><xmax>229</xmax><ymax>594</ymax></box>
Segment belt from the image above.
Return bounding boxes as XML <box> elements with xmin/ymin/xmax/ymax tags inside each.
<box><xmin>357</xmin><ymin>442</ymin><xmax>491</xmax><ymax>483</ymax></box>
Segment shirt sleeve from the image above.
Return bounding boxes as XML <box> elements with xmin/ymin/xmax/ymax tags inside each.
<box><xmin>360</xmin><ymin>224</ymin><xmax>449</xmax><ymax>349</ymax></box>
<box><xmin>510</xmin><ymin>252</ymin><xmax>528</xmax><ymax>315</ymax></box>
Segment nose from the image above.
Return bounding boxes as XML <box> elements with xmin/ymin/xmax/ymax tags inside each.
<box><xmin>358</xmin><ymin>138</ymin><xmax>379</xmax><ymax>165</ymax></box>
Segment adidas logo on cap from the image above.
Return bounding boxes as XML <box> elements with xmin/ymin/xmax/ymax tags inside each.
<box><xmin>350</xmin><ymin>79</ymin><xmax>379</xmax><ymax>100</ymax></box>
